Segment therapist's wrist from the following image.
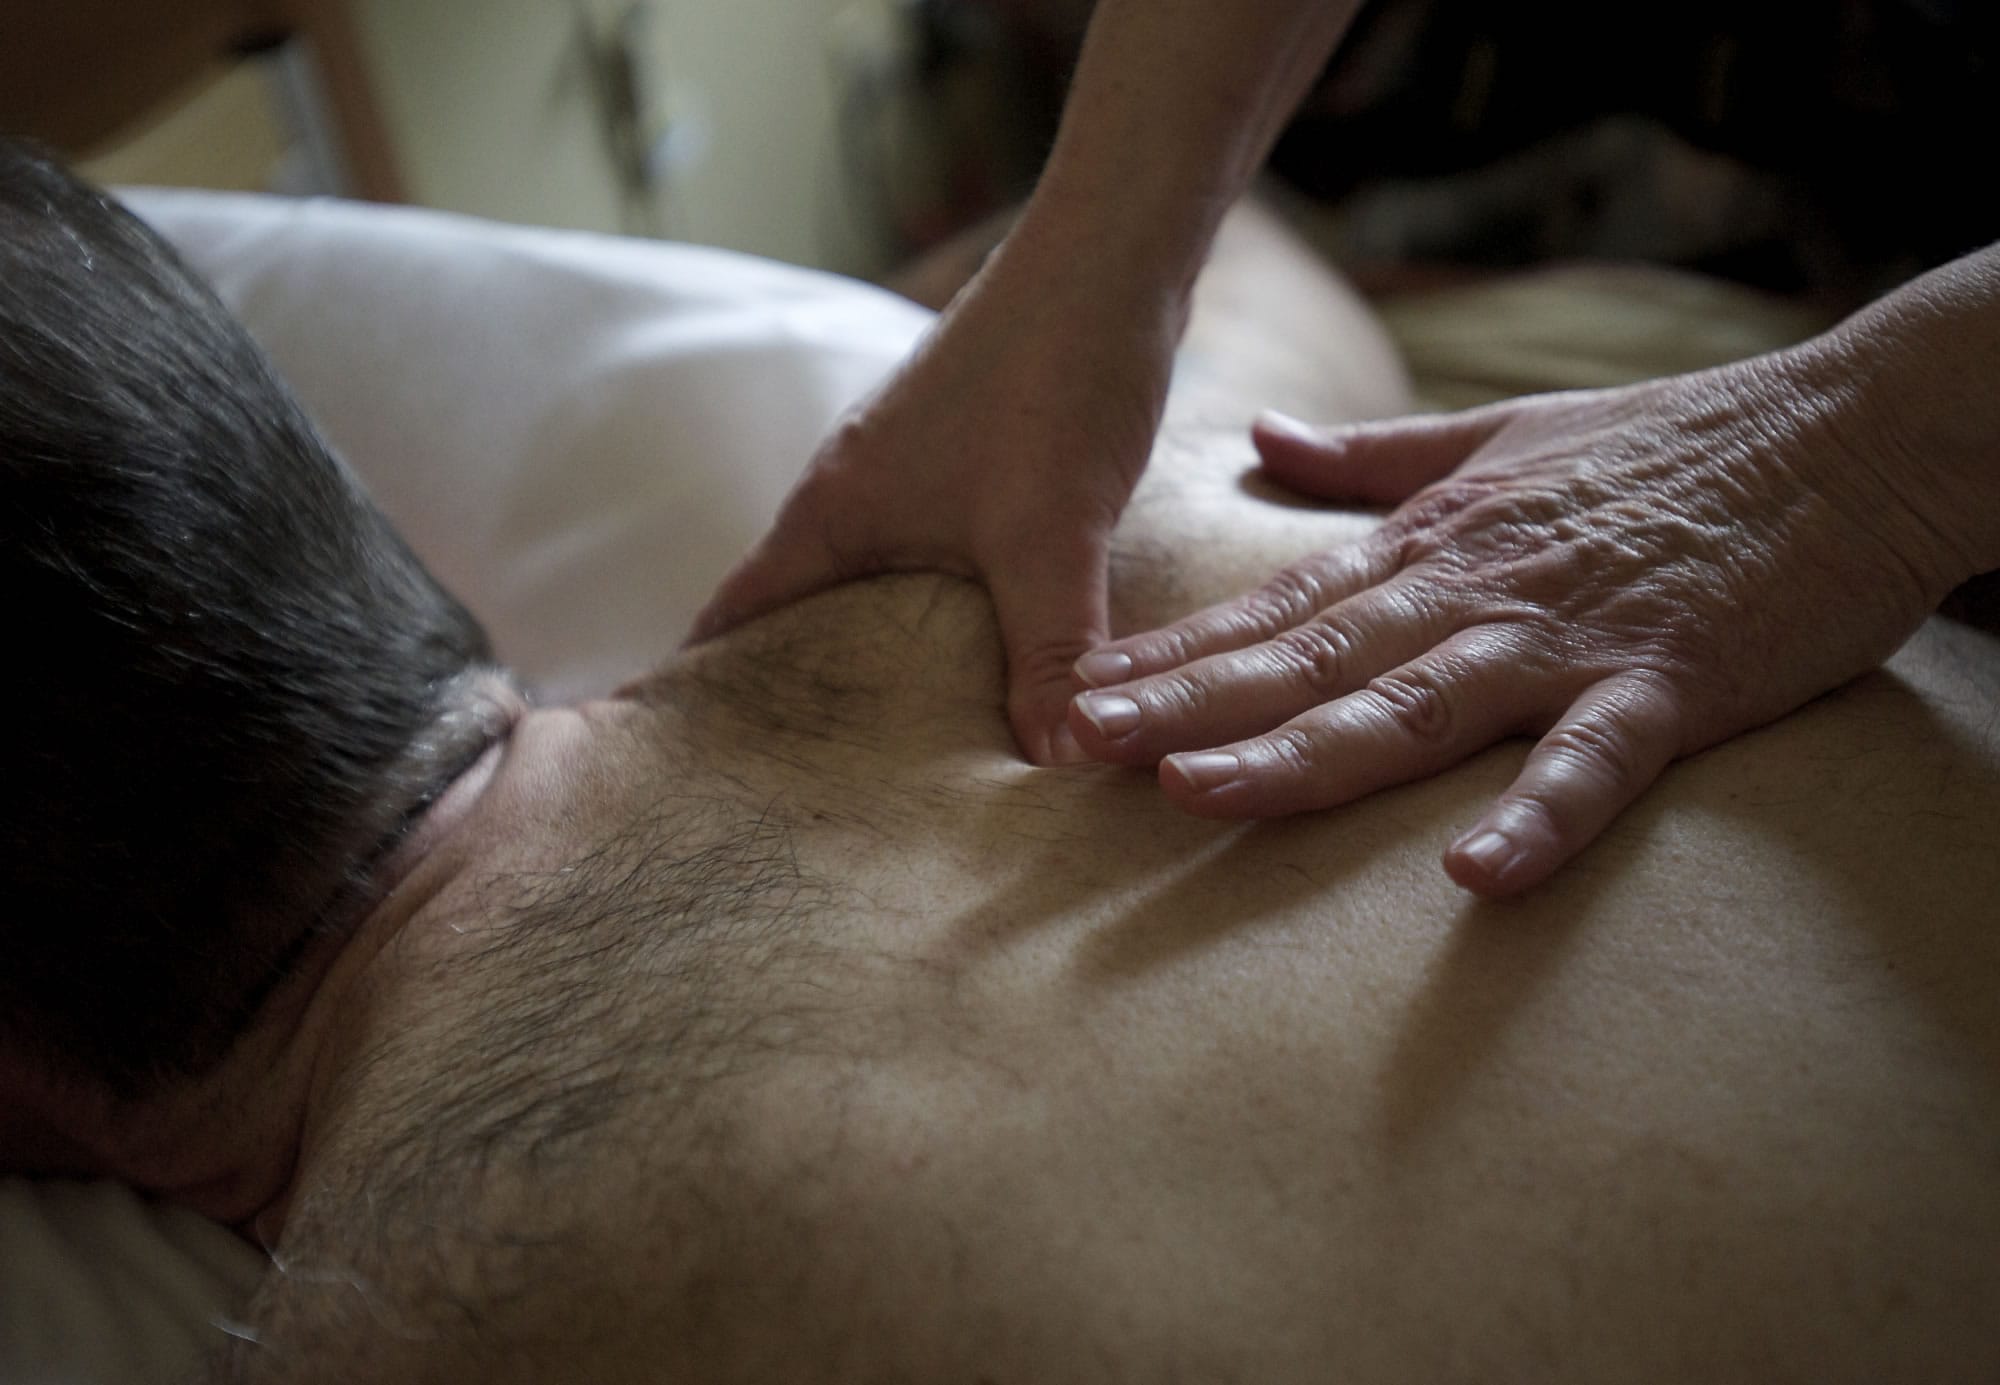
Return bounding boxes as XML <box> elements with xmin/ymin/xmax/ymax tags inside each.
<box><xmin>1030</xmin><ymin>156</ymin><xmax>1228</xmax><ymax>283</ymax></box>
<box><xmin>981</xmin><ymin>190</ymin><xmax>1204</xmax><ymax>345</ymax></box>
<box><xmin>1814</xmin><ymin>246</ymin><xmax>2000</xmax><ymax>586</ymax></box>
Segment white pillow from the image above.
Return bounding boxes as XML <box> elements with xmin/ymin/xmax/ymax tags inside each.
<box><xmin>128</xmin><ymin>190</ymin><xmax>932</xmax><ymax>702</ymax></box>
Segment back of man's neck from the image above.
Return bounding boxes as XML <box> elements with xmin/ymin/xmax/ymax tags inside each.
<box><xmin>4</xmin><ymin>677</ymin><xmax>531</xmax><ymax>1233</ymax></box>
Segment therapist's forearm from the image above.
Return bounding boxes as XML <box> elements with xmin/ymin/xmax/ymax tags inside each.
<box><xmin>1000</xmin><ymin>0</ymin><xmax>1362</xmax><ymax>305</ymax></box>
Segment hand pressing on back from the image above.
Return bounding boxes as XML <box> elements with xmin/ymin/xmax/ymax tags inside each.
<box><xmin>1067</xmin><ymin>282</ymin><xmax>1997</xmax><ymax>896</ymax></box>
<box><xmin>688</xmin><ymin>247</ymin><xmax>1181</xmax><ymax>766</ymax></box>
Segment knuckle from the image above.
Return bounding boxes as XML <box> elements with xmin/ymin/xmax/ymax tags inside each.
<box><xmin>1255</xmin><ymin>565</ymin><xmax>1329</xmax><ymax>627</ymax></box>
<box><xmin>1380</xmin><ymin>576</ymin><xmax>1452</xmax><ymax>631</ymax></box>
<box><xmin>1145</xmin><ymin>669</ymin><xmax>1213</xmax><ymax>722</ymax></box>
<box><xmin>1402</xmin><ymin>479</ymin><xmax>1485</xmax><ymax>526</ymax></box>
<box><xmin>1152</xmin><ymin>599</ymin><xmax>1271</xmax><ymax>669</ymax></box>
<box><xmin>1264</xmin><ymin>726</ymin><xmax>1321</xmax><ymax>776</ymax></box>
<box><xmin>1497</xmin><ymin>606</ymin><xmax>1587</xmax><ymax>669</ymax></box>
<box><xmin>1274</xmin><ymin>618</ymin><xmax>1362</xmax><ymax>695</ymax></box>
<box><xmin>1539</xmin><ymin>714</ymin><xmax>1642</xmax><ymax>792</ymax></box>
<box><xmin>1613</xmin><ymin>666</ymin><xmax>1682</xmax><ymax>718</ymax></box>
<box><xmin>1160</xmin><ymin>624</ymin><xmax>1207</xmax><ymax>666</ymax></box>
<box><xmin>1135</xmin><ymin>622</ymin><xmax>1204</xmax><ymax>672</ymax></box>
<box><xmin>1365</xmin><ymin>671</ymin><xmax>1455</xmax><ymax>745</ymax></box>
<box><xmin>1383</xmin><ymin>480</ymin><xmax>1495</xmax><ymax>549</ymax></box>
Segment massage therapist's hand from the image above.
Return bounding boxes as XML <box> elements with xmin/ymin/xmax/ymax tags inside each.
<box><xmin>689</xmin><ymin>0</ymin><xmax>1369</xmax><ymax>764</ymax></box>
<box><xmin>688</xmin><ymin>236</ymin><xmax>1180</xmax><ymax>764</ymax></box>
<box><xmin>1069</xmin><ymin>253</ymin><xmax>2000</xmax><ymax>896</ymax></box>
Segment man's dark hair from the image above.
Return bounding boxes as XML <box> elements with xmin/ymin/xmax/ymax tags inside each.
<box><xmin>1</xmin><ymin>143</ymin><xmax>501</xmax><ymax>1099</ymax></box>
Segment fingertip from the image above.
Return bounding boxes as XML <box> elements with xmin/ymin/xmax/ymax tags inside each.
<box><xmin>1073</xmin><ymin>647</ymin><xmax>1134</xmax><ymax>689</ymax></box>
<box><xmin>682</xmin><ymin>611</ymin><xmax>719</xmax><ymax>649</ymax></box>
<box><xmin>1251</xmin><ymin>412</ymin><xmax>1347</xmax><ymax>470</ymax></box>
<box><xmin>1009</xmin><ymin>706</ymin><xmax>1065</xmax><ymax>767</ymax></box>
<box><xmin>990</xmin><ymin>574</ymin><xmax>1110</xmax><ymax>741</ymax></box>
<box><xmin>1073</xmin><ymin>690</ymin><xmax>1141</xmax><ymax>741</ymax></box>
<box><xmin>1067</xmin><ymin>691</ymin><xmax>1150</xmax><ymax>766</ymax></box>
<box><xmin>1452</xmin><ymin>675</ymin><xmax>1682</xmax><ymax>897</ymax></box>
<box><xmin>687</xmin><ymin>573</ymin><xmax>792</xmax><ymax>646</ymax></box>
<box><xmin>1444</xmin><ymin>807</ymin><xmax>1562</xmax><ymax>898</ymax></box>
<box><xmin>1158</xmin><ymin>749</ymin><xmax>1265</xmax><ymax>818</ymax></box>
<box><xmin>1045</xmin><ymin>722</ymin><xmax>1092</xmax><ymax>766</ymax></box>
<box><xmin>686</xmin><ymin>528</ymin><xmax>833</xmax><ymax>647</ymax></box>
<box><xmin>1251</xmin><ymin>415</ymin><xmax>1376</xmax><ymax>501</ymax></box>
<box><xmin>1251</xmin><ymin>409</ymin><xmax>1330</xmax><ymax>451</ymax></box>
<box><xmin>1164</xmin><ymin>749</ymin><xmax>1241</xmax><ymax>793</ymax></box>
<box><xmin>1444</xmin><ymin>829</ymin><xmax>1535</xmax><ymax>897</ymax></box>
<box><xmin>1258</xmin><ymin>404</ymin><xmax>1511</xmax><ymax>506</ymax></box>
<box><xmin>683</xmin><ymin>592</ymin><xmax>745</xmax><ymax>648</ymax></box>
<box><xmin>1012</xmin><ymin>674</ymin><xmax>1096</xmax><ymax>766</ymax></box>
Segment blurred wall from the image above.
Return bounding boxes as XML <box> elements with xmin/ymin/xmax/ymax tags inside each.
<box><xmin>352</xmin><ymin>0</ymin><xmax>627</xmax><ymax>235</ymax></box>
<box><xmin>640</xmin><ymin>0</ymin><xmax>882</xmax><ymax>273</ymax></box>
<box><xmin>81</xmin><ymin>64</ymin><xmax>290</xmax><ymax>193</ymax></box>
<box><xmin>353</xmin><ymin>0</ymin><xmax>886</xmax><ymax>272</ymax></box>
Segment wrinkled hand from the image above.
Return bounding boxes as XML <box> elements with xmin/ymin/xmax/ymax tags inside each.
<box><xmin>689</xmin><ymin>260</ymin><xmax>1179</xmax><ymax>764</ymax></box>
<box><xmin>1067</xmin><ymin>355</ymin><xmax>1965</xmax><ymax>895</ymax></box>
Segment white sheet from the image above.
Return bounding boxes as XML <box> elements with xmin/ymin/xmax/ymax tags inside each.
<box><xmin>135</xmin><ymin>190</ymin><xmax>932</xmax><ymax>703</ymax></box>
<box><xmin>2</xmin><ymin>190</ymin><xmax>932</xmax><ymax>1385</ymax></box>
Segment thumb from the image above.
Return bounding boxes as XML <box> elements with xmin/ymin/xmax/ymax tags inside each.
<box><xmin>685</xmin><ymin>520</ymin><xmax>843</xmax><ymax>647</ymax></box>
<box><xmin>988</xmin><ymin>544</ymin><xmax>1110</xmax><ymax>766</ymax></box>
<box><xmin>1251</xmin><ymin>405</ymin><xmax>1512</xmax><ymax>504</ymax></box>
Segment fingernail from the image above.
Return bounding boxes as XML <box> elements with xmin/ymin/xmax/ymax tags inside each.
<box><xmin>1166</xmin><ymin>751</ymin><xmax>1241</xmax><ymax>793</ymax></box>
<box><xmin>1454</xmin><ymin>830</ymin><xmax>1527</xmax><ymax>886</ymax></box>
<box><xmin>1254</xmin><ymin>409</ymin><xmax>1318</xmax><ymax>443</ymax></box>
<box><xmin>1074</xmin><ymin>649</ymin><xmax>1134</xmax><ymax>688</ymax></box>
<box><xmin>1075</xmin><ymin>692</ymin><xmax>1142</xmax><ymax>739</ymax></box>
<box><xmin>1046</xmin><ymin>723</ymin><xmax>1090</xmax><ymax>765</ymax></box>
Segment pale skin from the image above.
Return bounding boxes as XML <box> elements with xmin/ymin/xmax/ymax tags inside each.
<box><xmin>691</xmin><ymin>0</ymin><xmax>2000</xmax><ymax>897</ymax></box>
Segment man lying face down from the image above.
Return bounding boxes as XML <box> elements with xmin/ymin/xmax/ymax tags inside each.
<box><xmin>0</xmin><ymin>145</ymin><xmax>519</xmax><ymax>1194</ymax></box>
<box><xmin>6</xmin><ymin>145</ymin><xmax>2000</xmax><ymax>1383</ymax></box>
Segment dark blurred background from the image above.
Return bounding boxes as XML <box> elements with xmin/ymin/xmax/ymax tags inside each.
<box><xmin>889</xmin><ymin>0</ymin><xmax>1997</xmax><ymax>305</ymax></box>
<box><xmin>8</xmin><ymin>0</ymin><xmax>1993</xmax><ymax>306</ymax></box>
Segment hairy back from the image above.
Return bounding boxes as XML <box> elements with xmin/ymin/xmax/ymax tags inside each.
<box><xmin>207</xmin><ymin>429</ymin><xmax>2000</xmax><ymax>1383</ymax></box>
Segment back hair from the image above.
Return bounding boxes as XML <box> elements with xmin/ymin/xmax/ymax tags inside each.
<box><xmin>0</xmin><ymin>142</ymin><xmax>504</xmax><ymax>1100</ymax></box>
